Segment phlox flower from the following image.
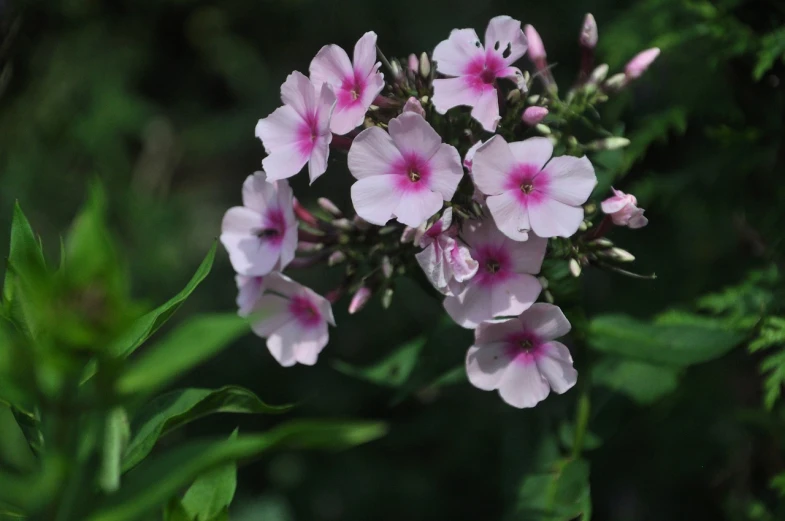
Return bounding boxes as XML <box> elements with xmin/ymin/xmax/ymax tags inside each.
<box><xmin>601</xmin><ymin>188</ymin><xmax>648</xmax><ymax>228</ymax></box>
<box><xmin>415</xmin><ymin>208</ymin><xmax>479</xmax><ymax>296</ymax></box>
<box><xmin>309</xmin><ymin>31</ymin><xmax>385</xmax><ymax>135</ymax></box>
<box><xmin>444</xmin><ymin>217</ymin><xmax>545</xmax><ymax>329</ymax></box>
<box><xmin>432</xmin><ymin>16</ymin><xmax>528</xmax><ymax>131</ymax></box>
<box><xmin>348</xmin><ymin>112</ymin><xmax>463</xmax><ymax>227</ymax></box>
<box><xmin>466</xmin><ymin>303</ymin><xmax>577</xmax><ymax>408</ymax></box>
<box><xmin>221</xmin><ymin>172</ymin><xmax>297</xmax><ymax>276</ymax></box>
<box><xmin>236</xmin><ymin>275</ymin><xmax>265</xmax><ymax>317</ymax></box>
<box><xmin>402</xmin><ymin>97</ymin><xmax>426</xmax><ymax>117</ymax></box>
<box><xmin>255</xmin><ymin>71</ymin><xmax>336</xmax><ymax>184</ymax></box>
<box><xmin>250</xmin><ymin>273</ymin><xmax>335</xmax><ymax>367</ymax></box>
<box><xmin>472</xmin><ymin>135</ymin><xmax>596</xmax><ymax>240</ymax></box>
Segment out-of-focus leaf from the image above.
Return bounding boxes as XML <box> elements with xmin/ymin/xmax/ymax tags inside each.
<box><xmin>513</xmin><ymin>458</ymin><xmax>591</xmax><ymax>521</ymax></box>
<box><xmin>123</xmin><ymin>386</ymin><xmax>292</xmax><ymax>471</ymax></box>
<box><xmin>592</xmin><ymin>356</ymin><xmax>681</xmax><ymax>405</ymax></box>
<box><xmin>116</xmin><ymin>313</ymin><xmax>247</xmax><ymax>396</ymax></box>
<box><xmin>181</xmin><ymin>430</ymin><xmax>238</xmax><ymax>520</ymax></box>
<box><xmin>163</xmin><ymin>498</ymin><xmax>191</xmax><ymax>521</ymax></box>
<box><xmin>86</xmin><ymin>421</ymin><xmax>387</xmax><ymax>521</ymax></box>
<box><xmin>753</xmin><ymin>28</ymin><xmax>785</xmax><ymax>80</ymax></box>
<box><xmin>99</xmin><ymin>407</ymin><xmax>130</xmax><ymax>493</ymax></box>
<box><xmin>0</xmin><ymin>457</ymin><xmax>65</xmax><ymax>513</ymax></box>
<box><xmin>587</xmin><ymin>313</ymin><xmax>745</xmax><ymax>366</ymax></box>
<box><xmin>333</xmin><ymin>336</ymin><xmax>426</xmax><ymax>387</ymax></box>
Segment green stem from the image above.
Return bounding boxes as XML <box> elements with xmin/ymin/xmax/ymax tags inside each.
<box><xmin>572</xmin><ymin>389</ymin><xmax>591</xmax><ymax>459</ymax></box>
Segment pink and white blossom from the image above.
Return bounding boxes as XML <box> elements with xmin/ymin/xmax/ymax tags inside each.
<box><xmin>432</xmin><ymin>16</ymin><xmax>528</xmax><ymax>131</ymax></box>
<box><xmin>466</xmin><ymin>303</ymin><xmax>577</xmax><ymax>408</ymax></box>
<box><xmin>255</xmin><ymin>72</ymin><xmax>336</xmax><ymax>184</ymax></box>
<box><xmin>444</xmin><ymin>217</ymin><xmax>545</xmax><ymax>328</ymax></box>
<box><xmin>415</xmin><ymin>208</ymin><xmax>479</xmax><ymax>296</ymax></box>
<box><xmin>250</xmin><ymin>273</ymin><xmax>335</xmax><ymax>367</ymax></box>
<box><xmin>309</xmin><ymin>31</ymin><xmax>385</xmax><ymax>135</ymax></box>
<box><xmin>402</xmin><ymin>97</ymin><xmax>426</xmax><ymax>117</ymax></box>
<box><xmin>220</xmin><ymin>172</ymin><xmax>298</xmax><ymax>276</ymax></box>
<box><xmin>601</xmin><ymin>188</ymin><xmax>648</xmax><ymax>228</ymax></box>
<box><xmin>472</xmin><ymin>135</ymin><xmax>596</xmax><ymax>240</ymax></box>
<box><xmin>348</xmin><ymin>112</ymin><xmax>463</xmax><ymax>227</ymax></box>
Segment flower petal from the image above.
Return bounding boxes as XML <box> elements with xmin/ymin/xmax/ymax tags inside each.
<box><xmin>540</xmin><ymin>155</ymin><xmax>596</xmax><ymax>206</ymax></box>
<box><xmin>426</xmin><ymin>144</ymin><xmax>464</xmax><ymax>201</ymax></box>
<box><xmin>508</xmin><ymin>137</ymin><xmax>553</xmax><ymax>172</ymax></box>
<box><xmin>309</xmin><ymin>45</ymin><xmax>353</xmax><ymax>91</ymax></box>
<box><xmin>432</xmin><ymin>77</ymin><xmax>481</xmax><ymax>114</ymax></box>
<box><xmin>241</xmin><ymin>172</ymin><xmax>276</xmax><ymax>213</ymax></box>
<box><xmin>466</xmin><ymin>343</ymin><xmax>511</xmax><ymax>391</ymax></box>
<box><xmin>444</xmin><ymin>281</ymin><xmax>492</xmax><ymax>329</ymax></box>
<box><xmin>490</xmin><ymin>273</ymin><xmax>541</xmax><ymax>319</ymax></box>
<box><xmin>536</xmin><ymin>341</ymin><xmax>577</xmax><ymax>394</ymax></box>
<box><xmin>475</xmin><ymin>318</ymin><xmax>522</xmax><ymax>345</ymax></box>
<box><xmin>484</xmin><ymin>15</ymin><xmax>528</xmax><ymax>67</ymax></box>
<box><xmin>221</xmin><ymin>207</ymin><xmax>281</xmax><ymax>276</ymax></box>
<box><xmin>518</xmin><ymin>303</ymin><xmax>571</xmax><ymax>340</ymax></box>
<box><xmin>450</xmin><ymin>242</ymin><xmax>479</xmax><ymax>282</ymax></box>
<box><xmin>486</xmin><ymin>191</ymin><xmax>531</xmax><ymax>242</ymax></box>
<box><xmin>393</xmin><ymin>188</ymin><xmax>443</xmax><ymax>228</ymax></box>
<box><xmin>498</xmin><ymin>358</ymin><xmax>550</xmax><ymax>408</ymax></box>
<box><xmin>280</xmin><ymin>71</ymin><xmax>317</xmax><ymax>120</ymax></box>
<box><xmin>507</xmin><ymin>233</ymin><xmax>547</xmax><ymax>274</ymax></box>
<box><xmin>236</xmin><ymin>275</ymin><xmax>264</xmax><ymax>318</ymax></box>
<box><xmin>250</xmin><ymin>294</ymin><xmax>293</xmax><ymax>338</ymax></box>
<box><xmin>353</xmin><ymin>31</ymin><xmax>378</xmax><ymax>77</ymax></box>
<box><xmin>388</xmin><ymin>112</ymin><xmax>442</xmax><ymax>160</ymax></box>
<box><xmin>255</xmin><ymin>105</ymin><xmax>303</xmax><ymax>154</ymax></box>
<box><xmin>432</xmin><ymin>28</ymin><xmax>484</xmax><ymax>76</ymax></box>
<box><xmin>308</xmin><ymin>135</ymin><xmax>331</xmax><ymax>184</ymax></box>
<box><xmin>415</xmin><ymin>242</ymin><xmax>450</xmax><ymax>294</ymax></box>
<box><xmin>279</xmin><ymin>223</ymin><xmax>298</xmax><ymax>270</ymax></box>
<box><xmin>350</xmin><ymin>175</ymin><xmax>401</xmax><ymax>226</ymax></box>
<box><xmin>528</xmin><ymin>197</ymin><xmax>584</xmax><ymax>238</ymax></box>
<box><xmin>472</xmin><ymin>135</ymin><xmax>516</xmax><ymax>195</ymax></box>
<box><xmin>262</xmin><ymin>144</ymin><xmax>308</xmax><ymax>182</ymax></box>
<box><xmin>470</xmin><ymin>86</ymin><xmax>501</xmax><ymax>131</ymax></box>
<box><xmin>347</xmin><ymin>126</ymin><xmax>403</xmax><ymax>180</ymax></box>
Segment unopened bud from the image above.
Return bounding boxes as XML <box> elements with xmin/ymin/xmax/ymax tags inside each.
<box><xmin>604</xmin><ymin>72</ymin><xmax>627</xmax><ymax>91</ymax></box>
<box><xmin>579</xmin><ymin>14</ymin><xmax>598</xmax><ymax>49</ymax></box>
<box><xmin>379</xmin><ymin>225</ymin><xmax>398</xmax><ymax>235</ymax></box>
<box><xmin>527</xmin><ymin>95</ymin><xmax>541</xmax><ymax>104</ymax></box>
<box><xmin>589</xmin><ymin>137</ymin><xmax>630</xmax><ymax>151</ymax></box>
<box><xmin>408</xmin><ymin>53</ymin><xmax>419</xmax><ymax>72</ymax></box>
<box><xmin>390</xmin><ymin>58</ymin><xmax>403</xmax><ymax>80</ymax></box>
<box><xmin>328</xmin><ymin>251</ymin><xmax>346</xmax><ymax>266</ymax></box>
<box><xmin>420</xmin><ymin>95</ymin><xmax>430</xmax><ymax>105</ymax></box>
<box><xmin>589</xmin><ymin>64</ymin><xmax>609</xmax><ymax>84</ymax></box>
<box><xmin>544</xmin><ymin>290</ymin><xmax>555</xmax><ymax>304</ymax></box>
<box><xmin>402</xmin><ymin>97</ymin><xmax>425</xmax><ymax>117</ymax></box>
<box><xmin>381</xmin><ymin>288</ymin><xmax>394</xmax><ymax>309</ymax></box>
<box><xmin>353</xmin><ymin>215</ymin><xmax>371</xmax><ymax>230</ymax></box>
<box><xmin>537</xmin><ymin>276</ymin><xmax>549</xmax><ymax>290</ymax></box>
<box><xmin>522</xmin><ymin>106</ymin><xmax>549</xmax><ymax>126</ymax></box>
<box><xmin>625</xmin><ymin>48</ymin><xmax>660</xmax><ymax>79</ymax></box>
<box><xmin>400</xmin><ymin>226</ymin><xmax>417</xmax><ymax>243</ymax></box>
<box><xmin>317</xmin><ymin>197</ymin><xmax>342</xmax><ymax>217</ymax></box>
<box><xmin>507</xmin><ymin>89</ymin><xmax>522</xmax><ymax>103</ymax></box>
<box><xmin>578</xmin><ymin>221</ymin><xmax>589</xmax><ymax>232</ymax></box>
<box><xmin>610</xmin><ymin>248</ymin><xmax>635</xmax><ymax>262</ymax></box>
<box><xmin>592</xmin><ymin>237</ymin><xmax>613</xmax><ymax>248</ymax></box>
<box><xmin>419</xmin><ymin>52</ymin><xmax>431</xmax><ymax>78</ymax></box>
<box><xmin>524</xmin><ymin>24</ymin><xmax>546</xmax><ymax>61</ymax></box>
<box><xmin>535</xmin><ymin>123</ymin><xmax>551</xmax><ymax>135</ymax></box>
<box><xmin>297</xmin><ymin>242</ymin><xmax>323</xmax><ymax>253</ymax></box>
<box><xmin>332</xmin><ymin>218</ymin><xmax>353</xmax><ymax>231</ymax></box>
<box><xmin>382</xmin><ymin>256</ymin><xmax>394</xmax><ymax>279</ymax></box>
<box><xmin>569</xmin><ymin>259</ymin><xmax>582</xmax><ymax>277</ymax></box>
<box><xmin>348</xmin><ymin>287</ymin><xmax>372</xmax><ymax>314</ymax></box>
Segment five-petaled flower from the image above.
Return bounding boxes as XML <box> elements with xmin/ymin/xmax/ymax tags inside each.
<box><xmin>221</xmin><ymin>172</ymin><xmax>298</xmax><ymax>276</ymax></box>
<box><xmin>444</xmin><ymin>216</ymin><xmax>545</xmax><ymax>328</ymax></box>
<box><xmin>249</xmin><ymin>273</ymin><xmax>336</xmax><ymax>367</ymax></box>
<box><xmin>255</xmin><ymin>71</ymin><xmax>336</xmax><ymax>184</ymax></box>
<box><xmin>310</xmin><ymin>31</ymin><xmax>385</xmax><ymax>135</ymax></box>
<box><xmin>432</xmin><ymin>16</ymin><xmax>528</xmax><ymax>132</ymax></box>
<box><xmin>466</xmin><ymin>303</ymin><xmax>577</xmax><ymax>408</ymax></box>
<box><xmin>601</xmin><ymin>188</ymin><xmax>648</xmax><ymax>228</ymax></box>
<box><xmin>348</xmin><ymin>112</ymin><xmax>463</xmax><ymax>227</ymax></box>
<box><xmin>472</xmin><ymin>135</ymin><xmax>597</xmax><ymax>240</ymax></box>
<box><xmin>415</xmin><ymin>208</ymin><xmax>479</xmax><ymax>296</ymax></box>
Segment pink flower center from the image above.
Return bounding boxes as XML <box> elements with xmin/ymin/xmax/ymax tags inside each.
<box><xmin>393</xmin><ymin>152</ymin><xmax>432</xmax><ymax>192</ymax></box>
<box><xmin>337</xmin><ymin>70</ymin><xmax>367</xmax><ymax>109</ymax></box>
<box><xmin>472</xmin><ymin>243</ymin><xmax>513</xmax><ymax>287</ymax></box>
<box><xmin>505</xmin><ymin>163</ymin><xmax>550</xmax><ymax>207</ymax></box>
<box><xmin>296</xmin><ymin>112</ymin><xmax>321</xmax><ymax>157</ymax></box>
<box><xmin>504</xmin><ymin>330</ymin><xmax>543</xmax><ymax>365</ymax></box>
<box><xmin>465</xmin><ymin>52</ymin><xmax>506</xmax><ymax>86</ymax></box>
<box><xmin>288</xmin><ymin>294</ymin><xmax>321</xmax><ymax>328</ymax></box>
<box><xmin>257</xmin><ymin>207</ymin><xmax>286</xmax><ymax>247</ymax></box>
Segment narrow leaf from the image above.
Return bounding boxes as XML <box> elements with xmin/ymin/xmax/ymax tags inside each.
<box><xmin>181</xmin><ymin>430</ymin><xmax>238</xmax><ymax>520</ymax></box>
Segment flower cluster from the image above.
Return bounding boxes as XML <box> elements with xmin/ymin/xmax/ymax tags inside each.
<box><xmin>221</xmin><ymin>14</ymin><xmax>658</xmax><ymax>407</ymax></box>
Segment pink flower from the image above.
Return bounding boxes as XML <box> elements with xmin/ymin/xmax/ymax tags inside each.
<box><xmin>601</xmin><ymin>188</ymin><xmax>648</xmax><ymax>228</ymax></box>
<box><xmin>348</xmin><ymin>112</ymin><xmax>463</xmax><ymax>227</ymax></box>
<box><xmin>444</xmin><ymin>217</ymin><xmax>545</xmax><ymax>328</ymax></box>
<box><xmin>221</xmin><ymin>172</ymin><xmax>298</xmax><ymax>276</ymax></box>
<box><xmin>402</xmin><ymin>97</ymin><xmax>426</xmax><ymax>117</ymax></box>
<box><xmin>463</xmin><ymin>140</ymin><xmax>484</xmax><ymax>172</ymax></box>
<box><xmin>625</xmin><ymin>48</ymin><xmax>660</xmax><ymax>79</ymax></box>
<box><xmin>415</xmin><ymin>208</ymin><xmax>479</xmax><ymax>296</ymax></box>
<box><xmin>348</xmin><ymin>286</ymin><xmax>372</xmax><ymax>314</ymax></box>
<box><xmin>309</xmin><ymin>31</ymin><xmax>385</xmax><ymax>135</ymax></box>
<box><xmin>521</xmin><ymin>106</ymin><xmax>548</xmax><ymax>126</ymax></box>
<box><xmin>432</xmin><ymin>16</ymin><xmax>528</xmax><ymax>131</ymax></box>
<box><xmin>524</xmin><ymin>24</ymin><xmax>546</xmax><ymax>62</ymax></box>
<box><xmin>255</xmin><ymin>72</ymin><xmax>336</xmax><ymax>184</ymax></box>
<box><xmin>466</xmin><ymin>303</ymin><xmax>577</xmax><ymax>408</ymax></box>
<box><xmin>579</xmin><ymin>14</ymin><xmax>598</xmax><ymax>50</ymax></box>
<box><xmin>472</xmin><ymin>135</ymin><xmax>596</xmax><ymax>240</ymax></box>
<box><xmin>250</xmin><ymin>273</ymin><xmax>336</xmax><ymax>367</ymax></box>
<box><xmin>236</xmin><ymin>275</ymin><xmax>265</xmax><ymax>317</ymax></box>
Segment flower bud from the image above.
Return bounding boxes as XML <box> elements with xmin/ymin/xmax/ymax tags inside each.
<box><xmin>382</xmin><ymin>256</ymin><xmax>394</xmax><ymax>279</ymax></box>
<box><xmin>569</xmin><ymin>258</ymin><xmax>582</xmax><ymax>277</ymax></box>
<box><xmin>589</xmin><ymin>64</ymin><xmax>609</xmax><ymax>84</ymax></box>
<box><xmin>419</xmin><ymin>52</ymin><xmax>431</xmax><ymax>78</ymax></box>
<box><xmin>332</xmin><ymin>218</ymin><xmax>353</xmax><ymax>231</ymax></box>
<box><xmin>317</xmin><ymin>197</ymin><xmax>342</xmax><ymax>217</ymax></box>
<box><xmin>625</xmin><ymin>48</ymin><xmax>660</xmax><ymax>79</ymax></box>
<box><xmin>537</xmin><ymin>276</ymin><xmax>549</xmax><ymax>290</ymax></box>
<box><xmin>381</xmin><ymin>288</ymin><xmax>394</xmax><ymax>309</ymax></box>
<box><xmin>348</xmin><ymin>287</ymin><xmax>372</xmax><ymax>314</ymax></box>
<box><xmin>524</xmin><ymin>24</ymin><xmax>546</xmax><ymax>61</ymax></box>
<box><xmin>507</xmin><ymin>89</ymin><xmax>522</xmax><ymax>103</ymax></box>
<box><xmin>408</xmin><ymin>53</ymin><xmax>419</xmax><ymax>72</ymax></box>
<box><xmin>535</xmin><ymin>123</ymin><xmax>551</xmax><ymax>135</ymax></box>
<box><xmin>390</xmin><ymin>58</ymin><xmax>403</xmax><ymax>80</ymax></box>
<box><xmin>402</xmin><ymin>97</ymin><xmax>426</xmax><ymax>117</ymax></box>
<box><xmin>591</xmin><ymin>237</ymin><xmax>613</xmax><ymax>248</ymax></box>
<box><xmin>328</xmin><ymin>250</ymin><xmax>346</xmax><ymax>266</ymax></box>
<box><xmin>522</xmin><ymin>106</ymin><xmax>549</xmax><ymax>126</ymax></box>
<box><xmin>400</xmin><ymin>226</ymin><xmax>417</xmax><ymax>243</ymax></box>
<box><xmin>527</xmin><ymin>95</ymin><xmax>540</xmax><ymax>104</ymax></box>
<box><xmin>579</xmin><ymin>14</ymin><xmax>598</xmax><ymax>49</ymax></box>
<box><xmin>588</xmin><ymin>137</ymin><xmax>630</xmax><ymax>151</ymax></box>
<box><xmin>297</xmin><ymin>241</ymin><xmax>323</xmax><ymax>253</ymax></box>
<box><xmin>353</xmin><ymin>215</ymin><xmax>371</xmax><ymax>231</ymax></box>
<box><xmin>610</xmin><ymin>248</ymin><xmax>635</xmax><ymax>262</ymax></box>
<box><xmin>604</xmin><ymin>72</ymin><xmax>627</xmax><ymax>91</ymax></box>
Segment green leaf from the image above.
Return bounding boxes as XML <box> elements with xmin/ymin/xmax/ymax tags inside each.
<box><xmin>116</xmin><ymin>313</ymin><xmax>248</xmax><ymax>396</ymax></box>
<box><xmin>753</xmin><ymin>27</ymin><xmax>785</xmax><ymax>80</ymax></box>
<box><xmin>123</xmin><ymin>386</ymin><xmax>292</xmax><ymax>471</ymax></box>
<box><xmin>592</xmin><ymin>356</ymin><xmax>681</xmax><ymax>405</ymax></box>
<box><xmin>514</xmin><ymin>458</ymin><xmax>591</xmax><ymax>521</ymax></box>
<box><xmin>587</xmin><ymin>313</ymin><xmax>746</xmax><ymax>366</ymax></box>
<box><xmin>86</xmin><ymin>421</ymin><xmax>387</xmax><ymax>521</ymax></box>
<box><xmin>181</xmin><ymin>430</ymin><xmax>238</xmax><ymax>521</ymax></box>
<box><xmin>163</xmin><ymin>498</ymin><xmax>192</xmax><ymax>521</ymax></box>
<box><xmin>99</xmin><ymin>407</ymin><xmax>130</xmax><ymax>493</ymax></box>
<box><xmin>333</xmin><ymin>336</ymin><xmax>426</xmax><ymax>387</ymax></box>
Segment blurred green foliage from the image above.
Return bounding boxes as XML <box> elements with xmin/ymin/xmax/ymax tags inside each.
<box><xmin>1</xmin><ymin>0</ymin><xmax>785</xmax><ymax>519</ymax></box>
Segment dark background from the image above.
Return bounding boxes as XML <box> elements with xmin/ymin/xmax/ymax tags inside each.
<box><xmin>1</xmin><ymin>0</ymin><xmax>784</xmax><ymax>519</ymax></box>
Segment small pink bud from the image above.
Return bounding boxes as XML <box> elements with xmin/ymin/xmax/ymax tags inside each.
<box><xmin>625</xmin><ymin>48</ymin><xmax>660</xmax><ymax>79</ymax></box>
<box><xmin>297</xmin><ymin>241</ymin><xmax>323</xmax><ymax>253</ymax></box>
<box><xmin>408</xmin><ymin>53</ymin><xmax>419</xmax><ymax>72</ymax></box>
<box><xmin>293</xmin><ymin>199</ymin><xmax>319</xmax><ymax>227</ymax></box>
<box><xmin>348</xmin><ymin>286</ymin><xmax>372</xmax><ymax>314</ymax></box>
<box><xmin>522</xmin><ymin>106</ymin><xmax>549</xmax><ymax>126</ymax></box>
<box><xmin>402</xmin><ymin>97</ymin><xmax>425</xmax><ymax>117</ymax></box>
<box><xmin>317</xmin><ymin>197</ymin><xmax>342</xmax><ymax>217</ymax></box>
<box><xmin>328</xmin><ymin>251</ymin><xmax>346</xmax><ymax>266</ymax></box>
<box><xmin>524</xmin><ymin>25</ymin><xmax>546</xmax><ymax>61</ymax></box>
<box><xmin>579</xmin><ymin>14</ymin><xmax>598</xmax><ymax>49</ymax></box>
<box><xmin>382</xmin><ymin>256</ymin><xmax>394</xmax><ymax>279</ymax></box>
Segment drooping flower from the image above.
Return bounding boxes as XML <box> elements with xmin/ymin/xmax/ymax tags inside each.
<box><xmin>466</xmin><ymin>303</ymin><xmax>577</xmax><ymax>408</ymax></box>
<box><xmin>625</xmin><ymin>48</ymin><xmax>660</xmax><ymax>79</ymax></box>
<box><xmin>444</xmin><ymin>217</ymin><xmax>545</xmax><ymax>328</ymax></box>
<box><xmin>250</xmin><ymin>273</ymin><xmax>335</xmax><ymax>367</ymax></box>
<box><xmin>348</xmin><ymin>112</ymin><xmax>463</xmax><ymax>227</ymax></box>
<box><xmin>309</xmin><ymin>31</ymin><xmax>385</xmax><ymax>135</ymax></box>
<box><xmin>236</xmin><ymin>275</ymin><xmax>265</xmax><ymax>317</ymax></box>
<box><xmin>432</xmin><ymin>16</ymin><xmax>528</xmax><ymax>131</ymax></box>
<box><xmin>415</xmin><ymin>208</ymin><xmax>479</xmax><ymax>296</ymax></box>
<box><xmin>220</xmin><ymin>172</ymin><xmax>298</xmax><ymax>276</ymax></box>
<box><xmin>601</xmin><ymin>188</ymin><xmax>648</xmax><ymax>228</ymax></box>
<box><xmin>255</xmin><ymin>71</ymin><xmax>336</xmax><ymax>184</ymax></box>
<box><xmin>472</xmin><ymin>135</ymin><xmax>596</xmax><ymax>240</ymax></box>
